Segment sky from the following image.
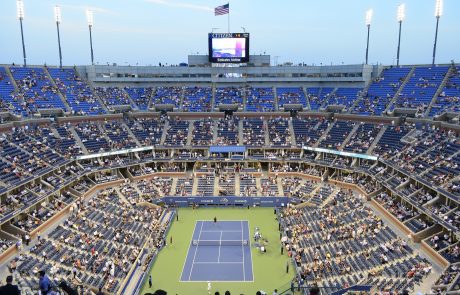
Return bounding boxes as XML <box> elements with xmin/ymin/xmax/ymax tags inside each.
<box><xmin>0</xmin><ymin>0</ymin><xmax>458</xmax><ymax>67</ymax></box>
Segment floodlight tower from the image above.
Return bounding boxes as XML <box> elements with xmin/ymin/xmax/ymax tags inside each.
<box><xmin>396</xmin><ymin>4</ymin><xmax>405</xmax><ymax>67</ymax></box>
<box><xmin>86</xmin><ymin>9</ymin><xmax>95</xmax><ymax>65</ymax></box>
<box><xmin>17</xmin><ymin>0</ymin><xmax>27</xmax><ymax>66</ymax></box>
<box><xmin>365</xmin><ymin>9</ymin><xmax>373</xmax><ymax>65</ymax></box>
<box><xmin>432</xmin><ymin>0</ymin><xmax>443</xmax><ymax>65</ymax></box>
<box><xmin>54</xmin><ymin>5</ymin><xmax>63</xmax><ymax>68</ymax></box>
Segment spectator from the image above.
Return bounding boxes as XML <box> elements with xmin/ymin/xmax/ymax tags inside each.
<box><xmin>309</xmin><ymin>285</ymin><xmax>320</xmax><ymax>295</ymax></box>
<box><xmin>0</xmin><ymin>275</ymin><xmax>20</xmax><ymax>295</ymax></box>
<box><xmin>39</xmin><ymin>270</ymin><xmax>52</xmax><ymax>295</ymax></box>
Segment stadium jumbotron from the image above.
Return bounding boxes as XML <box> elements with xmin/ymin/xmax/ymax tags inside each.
<box><xmin>0</xmin><ymin>0</ymin><xmax>459</xmax><ymax>294</ymax></box>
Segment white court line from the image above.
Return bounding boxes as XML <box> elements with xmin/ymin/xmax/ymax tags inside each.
<box><xmin>196</xmin><ymin>220</ymin><xmax>249</xmax><ymax>221</ymax></box>
<box><xmin>201</xmin><ymin>230</ymin><xmax>242</xmax><ymax>232</ymax></box>
<box><xmin>248</xmin><ymin>220</ymin><xmax>255</xmax><ymax>281</ymax></box>
<box><xmin>179</xmin><ymin>221</ymin><xmax>199</xmax><ymax>282</ymax></box>
<box><xmin>188</xmin><ymin>221</ymin><xmax>204</xmax><ymax>281</ymax></box>
<box><xmin>217</xmin><ymin>231</ymin><xmax>222</xmax><ymax>262</ymax></box>
<box><xmin>195</xmin><ymin>261</ymin><xmax>244</xmax><ymax>264</ymax></box>
<box><xmin>180</xmin><ymin>280</ymin><xmax>255</xmax><ymax>283</ymax></box>
<box><xmin>241</xmin><ymin>220</ymin><xmax>246</xmax><ymax>281</ymax></box>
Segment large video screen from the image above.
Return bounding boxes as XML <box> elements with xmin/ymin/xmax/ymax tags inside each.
<box><xmin>208</xmin><ymin>33</ymin><xmax>250</xmax><ymax>63</ymax></box>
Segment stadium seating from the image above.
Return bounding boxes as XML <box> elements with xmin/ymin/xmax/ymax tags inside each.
<box><xmin>1</xmin><ymin>63</ymin><xmax>460</xmax><ymax>295</ymax></box>
<box><xmin>429</xmin><ymin>66</ymin><xmax>460</xmax><ymax>116</ymax></box>
<box><xmin>277</xmin><ymin>87</ymin><xmax>307</xmax><ymax>108</ymax></box>
<box><xmin>191</xmin><ymin>119</ymin><xmax>214</xmax><ymax>146</ymax></box>
<box><xmin>153</xmin><ymin>86</ymin><xmax>182</xmax><ymax>108</ymax></box>
<box><xmin>10</xmin><ymin>66</ymin><xmax>68</xmax><ymax>114</ymax></box>
<box><xmin>308</xmin><ymin>87</ymin><xmax>335</xmax><ymax>111</ymax></box>
<box><xmin>242</xmin><ymin>118</ymin><xmax>265</xmax><ymax>146</ymax></box>
<box><xmin>319</xmin><ymin>121</ymin><xmax>355</xmax><ymax>149</ymax></box>
<box><xmin>247</xmin><ymin>87</ymin><xmax>275</xmax><ymax>112</ymax></box>
<box><xmin>353</xmin><ymin>67</ymin><xmax>411</xmax><ymax>115</ymax></box>
<box><xmin>95</xmin><ymin>87</ymin><xmax>132</xmax><ymax>107</ymax></box>
<box><xmin>324</xmin><ymin>87</ymin><xmax>363</xmax><ymax>110</ymax></box>
<box><xmin>268</xmin><ymin>118</ymin><xmax>292</xmax><ymax>147</ymax></box>
<box><xmin>183</xmin><ymin>87</ymin><xmax>212</xmax><ymax>112</ymax></box>
<box><xmin>0</xmin><ymin>66</ymin><xmax>26</xmax><ymax>115</ymax></box>
<box><xmin>394</xmin><ymin>66</ymin><xmax>449</xmax><ymax>113</ymax></box>
<box><xmin>48</xmin><ymin>67</ymin><xmax>105</xmax><ymax>115</ymax></box>
<box><xmin>216</xmin><ymin>117</ymin><xmax>239</xmax><ymax>145</ymax></box>
<box><xmin>124</xmin><ymin>87</ymin><xmax>154</xmax><ymax>110</ymax></box>
<box><xmin>215</xmin><ymin>87</ymin><xmax>244</xmax><ymax>109</ymax></box>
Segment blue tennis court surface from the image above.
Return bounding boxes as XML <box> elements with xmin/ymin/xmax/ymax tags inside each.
<box><xmin>180</xmin><ymin>220</ymin><xmax>253</xmax><ymax>282</ymax></box>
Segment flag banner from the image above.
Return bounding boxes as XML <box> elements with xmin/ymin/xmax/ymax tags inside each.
<box><xmin>215</xmin><ymin>3</ymin><xmax>229</xmax><ymax>16</ymax></box>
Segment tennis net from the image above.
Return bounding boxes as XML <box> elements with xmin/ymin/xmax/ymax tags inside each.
<box><xmin>192</xmin><ymin>239</ymin><xmax>249</xmax><ymax>246</ymax></box>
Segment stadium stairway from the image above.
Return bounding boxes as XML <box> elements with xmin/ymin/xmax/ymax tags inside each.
<box><xmin>349</xmin><ymin>82</ymin><xmax>373</xmax><ymax>114</ymax></box>
<box><xmin>367</xmin><ymin>125</ymin><xmax>388</xmax><ymax>154</ymax></box>
<box><xmin>318</xmin><ymin>187</ymin><xmax>340</xmax><ymax>209</ymax></box>
<box><xmin>315</xmin><ymin>121</ymin><xmax>336</xmax><ymax>148</ymax></box>
<box><xmin>122</xmin><ymin>88</ymin><xmax>140</xmax><ymax>111</ymax></box>
<box><xmin>276</xmin><ymin>177</ymin><xmax>284</xmax><ymax>195</ymax></box>
<box><xmin>211</xmin><ymin>85</ymin><xmax>217</xmax><ymax>111</ymax></box>
<box><xmin>234</xmin><ymin>171</ymin><xmax>241</xmax><ymax>194</ymax></box>
<box><xmin>68</xmin><ymin>126</ymin><xmax>89</xmax><ymax>154</ymax></box>
<box><xmin>146</xmin><ymin>87</ymin><xmax>155</xmax><ymax>110</ymax></box>
<box><xmin>242</xmin><ymin>86</ymin><xmax>248</xmax><ymax>112</ymax></box>
<box><xmin>213</xmin><ymin>176</ymin><xmax>220</xmax><ymax>195</ymax></box>
<box><xmin>302</xmin><ymin>87</ymin><xmax>311</xmax><ymax>110</ymax></box>
<box><xmin>273</xmin><ymin>86</ymin><xmax>279</xmax><ymax>111</ymax></box>
<box><xmin>177</xmin><ymin>87</ymin><xmax>186</xmax><ymax>111</ymax></box>
<box><xmin>264</xmin><ymin>120</ymin><xmax>270</xmax><ymax>146</ymax></box>
<box><xmin>84</xmin><ymin>79</ymin><xmax>110</xmax><ymax>113</ymax></box>
<box><xmin>425</xmin><ymin>65</ymin><xmax>455</xmax><ymax>117</ymax></box>
<box><xmin>4</xmin><ymin>66</ymin><xmax>20</xmax><ymax>97</ymax></box>
<box><xmin>159</xmin><ymin>120</ymin><xmax>169</xmax><ymax>145</ymax></box>
<box><xmin>43</xmin><ymin>67</ymin><xmax>72</xmax><ymax>113</ymax></box>
<box><xmin>288</xmin><ymin>119</ymin><xmax>297</xmax><ymax>146</ymax></box>
<box><xmin>212</xmin><ymin>120</ymin><xmax>218</xmax><ymax>144</ymax></box>
<box><xmin>384</xmin><ymin>66</ymin><xmax>416</xmax><ymax>114</ymax></box>
<box><xmin>320</xmin><ymin>88</ymin><xmax>338</xmax><ymax>110</ymax></box>
<box><xmin>123</xmin><ymin>121</ymin><xmax>143</xmax><ymax>147</ymax></box>
<box><xmin>339</xmin><ymin>124</ymin><xmax>360</xmax><ymax>150</ymax></box>
<box><xmin>113</xmin><ymin>186</ymin><xmax>131</xmax><ymax>204</ymax></box>
<box><xmin>255</xmin><ymin>176</ymin><xmax>262</xmax><ymax>196</ymax></box>
<box><xmin>170</xmin><ymin>178</ymin><xmax>178</xmax><ymax>195</ymax></box>
<box><xmin>186</xmin><ymin>120</ymin><xmax>194</xmax><ymax>146</ymax></box>
<box><xmin>238</xmin><ymin>120</ymin><xmax>244</xmax><ymax>145</ymax></box>
<box><xmin>191</xmin><ymin>173</ymin><xmax>199</xmax><ymax>195</ymax></box>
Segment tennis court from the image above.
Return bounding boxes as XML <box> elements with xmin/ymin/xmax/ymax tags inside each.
<box><xmin>180</xmin><ymin>220</ymin><xmax>253</xmax><ymax>282</ymax></box>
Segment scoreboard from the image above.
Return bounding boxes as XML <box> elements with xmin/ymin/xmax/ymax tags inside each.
<box><xmin>208</xmin><ymin>33</ymin><xmax>250</xmax><ymax>63</ymax></box>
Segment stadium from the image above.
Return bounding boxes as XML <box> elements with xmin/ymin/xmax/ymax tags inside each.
<box><xmin>0</xmin><ymin>0</ymin><xmax>459</xmax><ymax>294</ymax></box>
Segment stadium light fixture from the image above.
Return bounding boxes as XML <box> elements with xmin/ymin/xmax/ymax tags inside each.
<box><xmin>435</xmin><ymin>0</ymin><xmax>443</xmax><ymax>17</ymax></box>
<box><xmin>432</xmin><ymin>0</ymin><xmax>443</xmax><ymax>65</ymax></box>
<box><xmin>397</xmin><ymin>4</ymin><xmax>405</xmax><ymax>22</ymax></box>
<box><xmin>54</xmin><ymin>5</ymin><xmax>63</xmax><ymax>68</ymax></box>
<box><xmin>86</xmin><ymin>9</ymin><xmax>95</xmax><ymax>65</ymax></box>
<box><xmin>365</xmin><ymin>9</ymin><xmax>373</xmax><ymax>26</ymax></box>
<box><xmin>365</xmin><ymin>9</ymin><xmax>373</xmax><ymax>65</ymax></box>
<box><xmin>396</xmin><ymin>4</ymin><xmax>405</xmax><ymax>66</ymax></box>
<box><xmin>17</xmin><ymin>0</ymin><xmax>27</xmax><ymax>66</ymax></box>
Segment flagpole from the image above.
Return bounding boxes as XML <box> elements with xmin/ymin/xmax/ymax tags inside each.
<box><xmin>227</xmin><ymin>2</ymin><xmax>230</xmax><ymax>32</ymax></box>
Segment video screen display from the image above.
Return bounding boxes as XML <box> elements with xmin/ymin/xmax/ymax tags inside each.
<box><xmin>208</xmin><ymin>33</ymin><xmax>250</xmax><ymax>63</ymax></box>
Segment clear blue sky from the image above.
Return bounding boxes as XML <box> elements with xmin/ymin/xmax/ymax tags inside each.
<box><xmin>0</xmin><ymin>0</ymin><xmax>458</xmax><ymax>66</ymax></box>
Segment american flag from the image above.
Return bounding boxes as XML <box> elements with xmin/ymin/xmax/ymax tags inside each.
<box><xmin>215</xmin><ymin>3</ymin><xmax>229</xmax><ymax>16</ymax></box>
